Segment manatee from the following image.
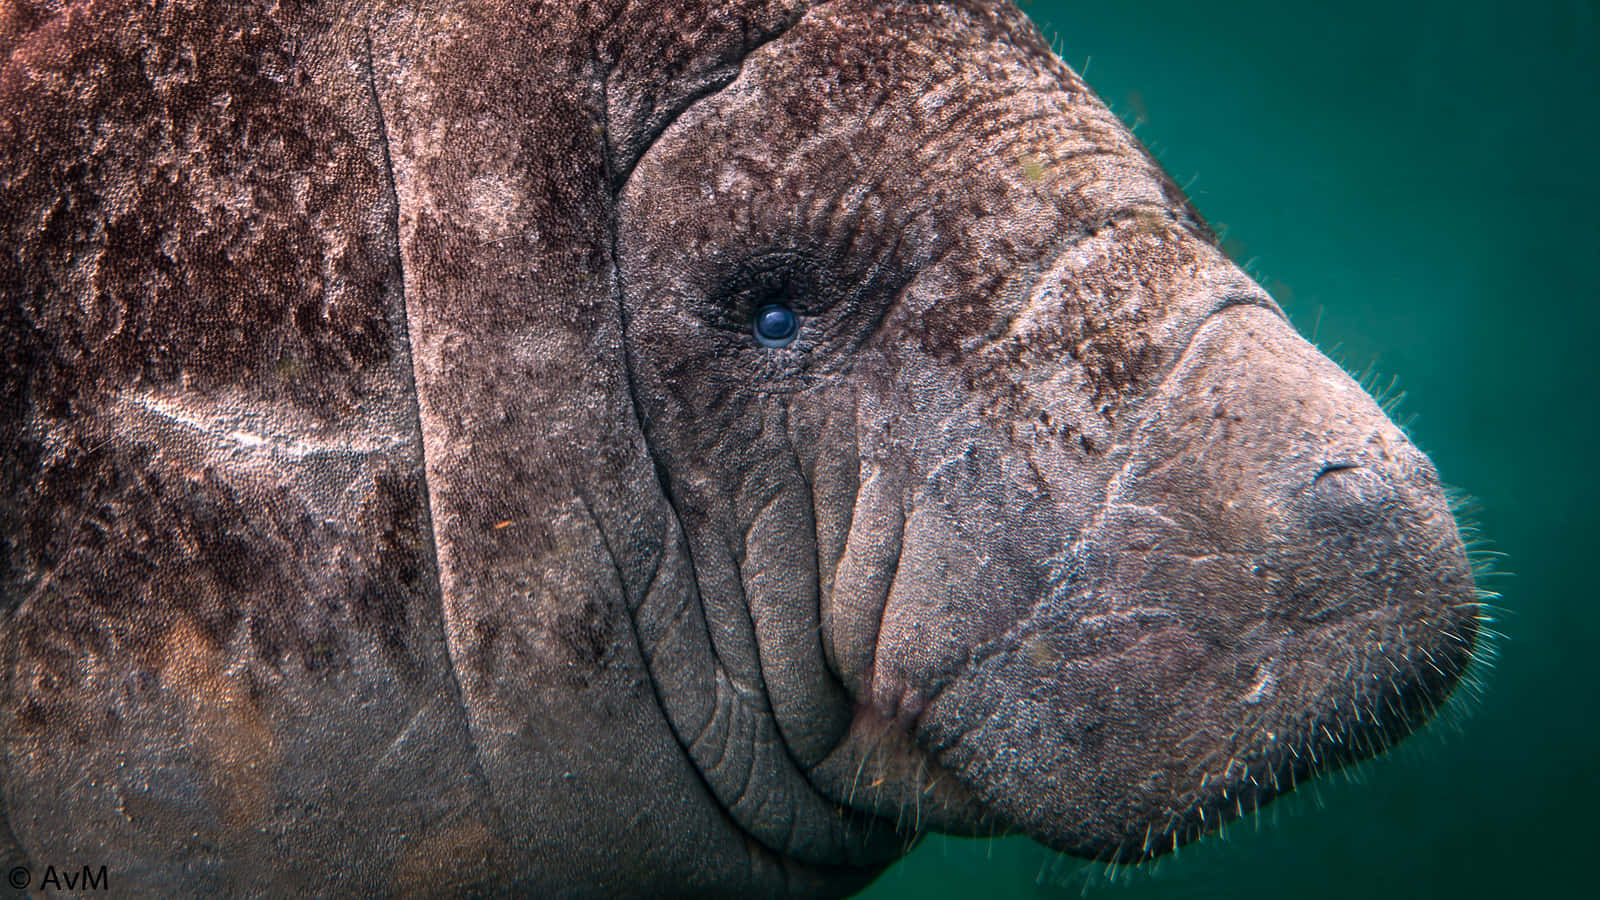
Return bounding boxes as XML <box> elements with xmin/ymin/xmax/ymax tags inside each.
<box><xmin>0</xmin><ymin>0</ymin><xmax>1481</xmax><ymax>896</ymax></box>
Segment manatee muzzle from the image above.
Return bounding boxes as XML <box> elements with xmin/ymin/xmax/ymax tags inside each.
<box><xmin>912</xmin><ymin>304</ymin><xmax>1480</xmax><ymax>861</ymax></box>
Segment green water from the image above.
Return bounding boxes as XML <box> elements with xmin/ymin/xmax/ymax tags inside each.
<box><xmin>866</xmin><ymin>1</ymin><xmax>1598</xmax><ymax>898</ymax></box>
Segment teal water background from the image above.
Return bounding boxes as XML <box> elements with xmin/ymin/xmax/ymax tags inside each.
<box><xmin>866</xmin><ymin>1</ymin><xmax>1597</xmax><ymax>897</ymax></box>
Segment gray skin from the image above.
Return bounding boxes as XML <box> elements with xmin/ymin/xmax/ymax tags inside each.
<box><xmin>0</xmin><ymin>0</ymin><xmax>1479</xmax><ymax>897</ymax></box>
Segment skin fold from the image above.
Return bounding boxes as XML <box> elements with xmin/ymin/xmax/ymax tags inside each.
<box><xmin>0</xmin><ymin>1</ymin><xmax>1478</xmax><ymax>896</ymax></box>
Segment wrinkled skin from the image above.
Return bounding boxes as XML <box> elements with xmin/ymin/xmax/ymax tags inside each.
<box><xmin>0</xmin><ymin>0</ymin><xmax>1478</xmax><ymax>897</ymax></box>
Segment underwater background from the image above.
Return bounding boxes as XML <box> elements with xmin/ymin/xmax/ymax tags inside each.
<box><xmin>865</xmin><ymin>1</ymin><xmax>1597</xmax><ymax>898</ymax></box>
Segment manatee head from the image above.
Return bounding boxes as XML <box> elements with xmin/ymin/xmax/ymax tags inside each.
<box><xmin>614</xmin><ymin>0</ymin><xmax>1480</xmax><ymax>864</ymax></box>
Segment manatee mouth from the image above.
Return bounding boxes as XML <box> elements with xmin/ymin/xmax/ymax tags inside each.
<box><xmin>915</xmin><ymin>558</ymin><xmax>1481</xmax><ymax>863</ymax></box>
<box><xmin>899</xmin><ymin>306</ymin><xmax>1484</xmax><ymax>862</ymax></box>
<box><xmin>1126</xmin><ymin>611</ymin><xmax>1480</xmax><ymax>862</ymax></box>
<box><xmin>1176</xmin><ymin>606</ymin><xmax>1480</xmax><ymax>862</ymax></box>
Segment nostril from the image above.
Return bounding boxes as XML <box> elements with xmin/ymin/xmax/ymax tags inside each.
<box><xmin>1312</xmin><ymin>461</ymin><xmax>1362</xmax><ymax>485</ymax></box>
<box><xmin>1306</xmin><ymin>460</ymin><xmax>1394</xmax><ymax>531</ymax></box>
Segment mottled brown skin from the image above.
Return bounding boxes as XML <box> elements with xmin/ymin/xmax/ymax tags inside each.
<box><xmin>0</xmin><ymin>1</ymin><xmax>1478</xmax><ymax>897</ymax></box>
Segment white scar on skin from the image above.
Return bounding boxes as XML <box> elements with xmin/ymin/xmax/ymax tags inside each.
<box><xmin>108</xmin><ymin>388</ymin><xmax>415</xmax><ymax>524</ymax></box>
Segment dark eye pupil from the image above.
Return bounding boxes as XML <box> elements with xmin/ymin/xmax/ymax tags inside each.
<box><xmin>753</xmin><ymin>303</ymin><xmax>798</xmax><ymax>347</ymax></box>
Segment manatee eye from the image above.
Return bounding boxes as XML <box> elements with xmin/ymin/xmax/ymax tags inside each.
<box><xmin>753</xmin><ymin>303</ymin><xmax>798</xmax><ymax>347</ymax></box>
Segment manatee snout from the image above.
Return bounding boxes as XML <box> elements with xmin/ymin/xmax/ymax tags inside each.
<box><xmin>912</xmin><ymin>304</ymin><xmax>1479</xmax><ymax>860</ymax></box>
